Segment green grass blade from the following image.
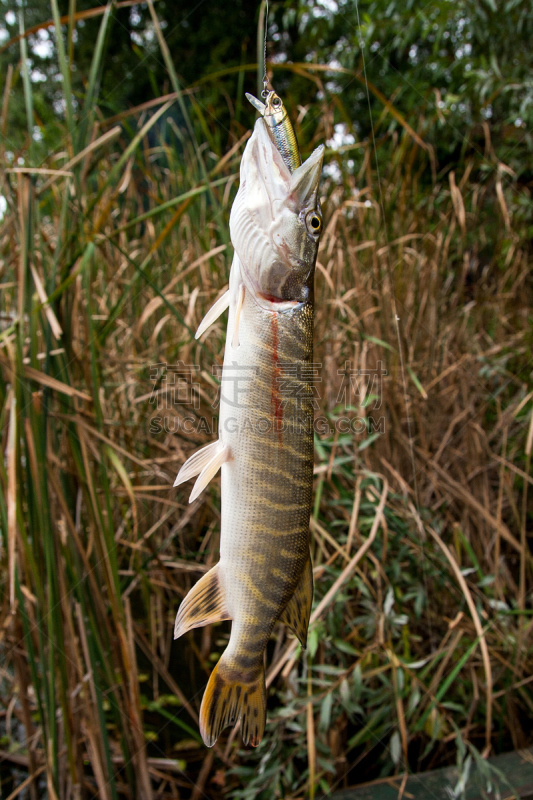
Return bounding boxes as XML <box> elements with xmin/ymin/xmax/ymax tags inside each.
<box><xmin>50</xmin><ymin>0</ymin><xmax>76</xmax><ymax>145</ymax></box>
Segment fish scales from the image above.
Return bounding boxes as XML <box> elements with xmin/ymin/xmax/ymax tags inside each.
<box><xmin>220</xmin><ymin>279</ymin><xmax>314</xmax><ymax>624</ymax></box>
<box><xmin>174</xmin><ymin>89</ymin><xmax>324</xmax><ymax>748</ymax></box>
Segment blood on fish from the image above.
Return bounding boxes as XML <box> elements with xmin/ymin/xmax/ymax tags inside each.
<box><xmin>260</xmin><ymin>292</ymin><xmax>285</xmax><ymax>303</ymax></box>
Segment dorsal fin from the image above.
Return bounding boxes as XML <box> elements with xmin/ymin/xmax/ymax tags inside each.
<box><xmin>279</xmin><ymin>556</ymin><xmax>313</xmax><ymax>648</ymax></box>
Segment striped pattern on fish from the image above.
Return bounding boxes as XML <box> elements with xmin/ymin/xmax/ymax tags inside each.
<box><xmin>174</xmin><ymin>94</ymin><xmax>324</xmax><ymax>748</ymax></box>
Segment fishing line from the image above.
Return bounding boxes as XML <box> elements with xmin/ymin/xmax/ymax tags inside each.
<box><xmin>261</xmin><ymin>0</ymin><xmax>269</xmax><ymax>98</ymax></box>
<box><xmin>353</xmin><ymin>1</ymin><xmax>433</xmax><ymax>636</ymax></box>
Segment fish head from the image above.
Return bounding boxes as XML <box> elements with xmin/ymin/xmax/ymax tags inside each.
<box><xmin>245</xmin><ymin>90</ymin><xmax>287</xmax><ymax>129</ymax></box>
<box><xmin>264</xmin><ymin>90</ymin><xmax>287</xmax><ymax>128</ymax></box>
<box><xmin>229</xmin><ymin>118</ymin><xmax>324</xmax><ymax>307</ymax></box>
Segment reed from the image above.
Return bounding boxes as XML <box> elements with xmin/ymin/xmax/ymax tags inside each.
<box><xmin>0</xmin><ymin>5</ymin><xmax>531</xmax><ymax>799</ymax></box>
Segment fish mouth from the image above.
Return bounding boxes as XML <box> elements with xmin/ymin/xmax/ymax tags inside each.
<box><xmin>288</xmin><ymin>144</ymin><xmax>324</xmax><ymax>208</ymax></box>
<box><xmin>245</xmin><ymin>256</ymin><xmax>310</xmax><ymax>311</ymax></box>
<box><xmin>229</xmin><ymin>118</ymin><xmax>323</xmax><ymax>314</ymax></box>
<box><xmin>255</xmin><ymin>278</ymin><xmax>310</xmax><ymax>312</ymax></box>
<box><xmin>241</xmin><ymin>260</ymin><xmax>303</xmax><ymax>311</ymax></box>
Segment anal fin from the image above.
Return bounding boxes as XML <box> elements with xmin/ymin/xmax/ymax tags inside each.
<box><xmin>279</xmin><ymin>555</ymin><xmax>313</xmax><ymax>648</ymax></box>
<box><xmin>195</xmin><ymin>289</ymin><xmax>230</xmax><ymax>339</ymax></box>
<box><xmin>174</xmin><ymin>563</ymin><xmax>230</xmax><ymax>639</ymax></box>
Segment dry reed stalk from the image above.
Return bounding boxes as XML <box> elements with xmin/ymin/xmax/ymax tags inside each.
<box><xmin>1</xmin><ymin>25</ymin><xmax>532</xmax><ymax>794</ymax></box>
<box><xmin>426</xmin><ymin>527</ymin><xmax>493</xmax><ymax>753</ymax></box>
<box><xmin>276</xmin><ymin>480</ymin><xmax>388</xmax><ymax>683</ymax></box>
<box><xmin>4</xmin><ymin>766</ymin><xmax>46</xmax><ymax>800</ymax></box>
<box><xmin>75</xmin><ymin>603</ymin><xmax>112</xmax><ymax>800</ymax></box>
<box><xmin>7</xmin><ymin>393</ymin><xmax>17</xmax><ymax>611</ymax></box>
<box><xmin>191</xmin><ymin>751</ymin><xmax>215</xmax><ymax>800</ymax></box>
<box><xmin>124</xmin><ymin>598</ymin><xmax>153</xmax><ymax>800</ymax></box>
<box><xmin>37</xmin><ymin>126</ymin><xmax>122</xmax><ymax>194</ymax></box>
<box><xmin>307</xmin><ymin>661</ymin><xmax>317</xmax><ymax>800</ymax></box>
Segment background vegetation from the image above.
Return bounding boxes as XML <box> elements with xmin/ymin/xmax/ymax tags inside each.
<box><xmin>0</xmin><ymin>0</ymin><xmax>532</xmax><ymax>798</ymax></box>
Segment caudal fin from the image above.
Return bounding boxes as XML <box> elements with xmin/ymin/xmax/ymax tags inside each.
<box><xmin>199</xmin><ymin>657</ymin><xmax>266</xmax><ymax>748</ymax></box>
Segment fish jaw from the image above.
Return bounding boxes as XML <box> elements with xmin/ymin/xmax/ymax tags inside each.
<box><xmin>229</xmin><ymin>118</ymin><xmax>324</xmax><ymax>308</ymax></box>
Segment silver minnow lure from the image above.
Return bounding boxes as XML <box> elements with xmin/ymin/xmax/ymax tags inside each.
<box><xmin>173</xmin><ymin>88</ymin><xmax>324</xmax><ymax>748</ymax></box>
<box><xmin>245</xmin><ymin>89</ymin><xmax>301</xmax><ymax>172</ymax></box>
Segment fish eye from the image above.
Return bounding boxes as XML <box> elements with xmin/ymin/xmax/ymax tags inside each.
<box><xmin>306</xmin><ymin>211</ymin><xmax>322</xmax><ymax>234</ymax></box>
<box><xmin>271</xmin><ymin>95</ymin><xmax>282</xmax><ymax>109</ymax></box>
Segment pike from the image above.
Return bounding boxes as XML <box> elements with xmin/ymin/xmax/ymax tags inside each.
<box><xmin>173</xmin><ymin>88</ymin><xmax>324</xmax><ymax>748</ymax></box>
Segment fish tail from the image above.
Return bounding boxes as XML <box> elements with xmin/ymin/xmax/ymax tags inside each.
<box><xmin>200</xmin><ymin>657</ymin><xmax>266</xmax><ymax>748</ymax></box>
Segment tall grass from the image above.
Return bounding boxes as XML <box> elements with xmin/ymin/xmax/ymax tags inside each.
<box><xmin>0</xmin><ymin>5</ymin><xmax>532</xmax><ymax>800</ymax></box>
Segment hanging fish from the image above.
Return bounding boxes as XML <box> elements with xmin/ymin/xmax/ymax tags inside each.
<box><xmin>174</xmin><ymin>88</ymin><xmax>324</xmax><ymax>748</ymax></box>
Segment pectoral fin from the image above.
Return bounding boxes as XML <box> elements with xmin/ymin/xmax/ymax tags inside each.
<box><xmin>174</xmin><ymin>563</ymin><xmax>231</xmax><ymax>639</ymax></box>
<box><xmin>195</xmin><ymin>289</ymin><xmax>230</xmax><ymax>339</ymax></box>
<box><xmin>231</xmin><ymin>283</ymin><xmax>245</xmax><ymax>349</ymax></box>
<box><xmin>279</xmin><ymin>556</ymin><xmax>313</xmax><ymax>648</ymax></box>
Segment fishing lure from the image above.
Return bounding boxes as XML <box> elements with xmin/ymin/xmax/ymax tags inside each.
<box><xmin>174</xmin><ymin>88</ymin><xmax>324</xmax><ymax>748</ymax></box>
<box><xmin>245</xmin><ymin>89</ymin><xmax>301</xmax><ymax>172</ymax></box>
